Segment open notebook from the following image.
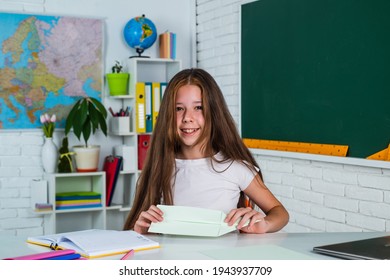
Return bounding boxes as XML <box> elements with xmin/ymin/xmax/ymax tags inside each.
<box><xmin>27</xmin><ymin>229</ymin><xmax>159</xmax><ymax>258</ymax></box>
<box><xmin>149</xmin><ymin>205</ymin><xmax>255</xmax><ymax>237</ymax></box>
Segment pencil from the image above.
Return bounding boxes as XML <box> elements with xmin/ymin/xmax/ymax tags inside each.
<box><xmin>120</xmin><ymin>249</ymin><xmax>134</xmax><ymax>260</ymax></box>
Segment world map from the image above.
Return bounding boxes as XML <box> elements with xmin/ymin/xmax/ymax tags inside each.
<box><xmin>0</xmin><ymin>13</ymin><xmax>103</xmax><ymax>129</ymax></box>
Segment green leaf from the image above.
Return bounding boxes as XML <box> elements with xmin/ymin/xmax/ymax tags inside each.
<box><xmin>89</xmin><ymin>102</ymin><xmax>99</xmax><ymax>131</ymax></box>
<box><xmin>97</xmin><ymin>113</ymin><xmax>108</xmax><ymax>136</ymax></box>
<box><xmin>65</xmin><ymin>97</ymin><xmax>108</xmax><ymax>145</ymax></box>
<box><xmin>80</xmin><ymin>99</ymin><xmax>88</xmax><ymax>124</ymax></box>
<box><xmin>82</xmin><ymin>117</ymin><xmax>92</xmax><ymax>146</ymax></box>
<box><xmin>73</xmin><ymin>109</ymin><xmax>83</xmax><ymax>140</ymax></box>
<box><xmin>90</xmin><ymin>97</ymin><xmax>107</xmax><ymax>119</ymax></box>
<box><xmin>65</xmin><ymin>99</ymin><xmax>81</xmax><ymax>135</ymax></box>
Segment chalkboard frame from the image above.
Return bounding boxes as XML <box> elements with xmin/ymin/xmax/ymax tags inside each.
<box><xmin>240</xmin><ymin>0</ymin><xmax>390</xmax><ymax>158</ymax></box>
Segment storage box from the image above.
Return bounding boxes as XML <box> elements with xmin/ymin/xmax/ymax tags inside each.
<box><xmin>114</xmin><ymin>145</ymin><xmax>136</xmax><ymax>171</ymax></box>
<box><xmin>110</xmin><ymin>116</ymin><xmax>131</xmax><ymax>134</ymax></box>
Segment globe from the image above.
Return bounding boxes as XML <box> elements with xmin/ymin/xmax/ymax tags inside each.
<box><xmin>123</xmin><ymin>15</ymin><xmax>157</xmax><ymax>57</ymax></box>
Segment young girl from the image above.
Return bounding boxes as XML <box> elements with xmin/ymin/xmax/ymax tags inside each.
<box><xmin>124</xmin><ymin>68</ymin><xmax>289</xmax><ymax>234</ymax></box>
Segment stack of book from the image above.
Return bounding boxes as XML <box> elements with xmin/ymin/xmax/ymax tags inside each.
<box><xmin>34</xmin><ymin>203</ymin><xmax>53</xmax><ymax>212</ymax></box>
<box><xmin>159</xmin><ymin>31</ymin><xmax>176</xmax><ymax>59</ymax></box>
<box><xmin>55</xmin><ymin>191</ymin><xmax>102</xmax><ymax>210</ymax></box>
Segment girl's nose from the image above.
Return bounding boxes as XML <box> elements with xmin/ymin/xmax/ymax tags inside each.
<box><xmin>182</xmin><ymin>111</ymin><xmax>193</xmax><ymax>123</ymax></box>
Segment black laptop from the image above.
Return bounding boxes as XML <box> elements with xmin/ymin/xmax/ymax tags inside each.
<box><xmin>313</xmin><ymin>235</ymin><xmax>390</xmax><ymax>260</ymax></box>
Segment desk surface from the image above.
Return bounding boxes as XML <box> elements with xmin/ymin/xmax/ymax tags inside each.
<box><xmin>1</xmin><ymin>231</ymin><xmax>388</xmax><ymax>260</ymax></box>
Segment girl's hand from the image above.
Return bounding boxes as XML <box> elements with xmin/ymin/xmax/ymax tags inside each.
<box><xmin>225</xmin><ymin>207</ymin><xmax>268</xmax><ymax>234</ymax></box>
<box><xmin>134</xmin><ymin>205</ymin><xmax>164</xmax><ymax>234</ymax></box>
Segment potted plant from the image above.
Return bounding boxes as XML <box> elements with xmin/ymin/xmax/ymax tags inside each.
<box><xmin>65</xmin><ymin>97</ymin><xmax>108</xmax><ymax>172</ymax></box>
<box><xmin>106</xmin><ymin>60</ymin><xmax>130</xmax><ymax>96</ymax></box>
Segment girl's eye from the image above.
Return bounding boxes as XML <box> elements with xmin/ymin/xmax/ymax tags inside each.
<box><xmin>195</xmin><ymin>106</ymin><xmax>203</xmax><ymax>111</ymax></box>
<box><xmin>176</xmin><ymin>107</ymin><xmax>184</xmax><ymax>112</ymax></box>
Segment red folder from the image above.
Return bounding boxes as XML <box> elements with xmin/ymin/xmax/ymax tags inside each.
<box><xmin>138</xmin><ymin>135</ymin><xmax>151</xmax><ymax>170</ymax></box>
<box><xmin>103</xmin><ymin>155</ymin><xmax>123</xmax><ymax>206</ymax></box>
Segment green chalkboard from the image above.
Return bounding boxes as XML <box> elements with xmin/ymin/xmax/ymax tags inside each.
<box><xmin>241</xmin><ymin>0</ymin><xmax>390</xmax><ymax>158</ymax></box>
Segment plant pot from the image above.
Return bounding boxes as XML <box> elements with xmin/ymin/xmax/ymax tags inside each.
<box><xmin>73</xmin><ymin>145</ymin><xmax>100</xmax><ymax>172</ymax></box>
<box><xmin>106</xmin><ymin>73</ymin><xmax>129</xmax><ymax>96</ymax></box>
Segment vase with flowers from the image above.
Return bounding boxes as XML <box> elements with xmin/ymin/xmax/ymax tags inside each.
<box><xmin>40</xmin><ymin>113</ymin><xmax>58</xmax><ymax>173</ymax></box>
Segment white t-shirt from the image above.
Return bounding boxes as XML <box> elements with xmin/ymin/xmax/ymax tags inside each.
<box><xmin>173</xmin><ymin>153</ymin><xmax>257</xmax><ymax>214</ymax></box>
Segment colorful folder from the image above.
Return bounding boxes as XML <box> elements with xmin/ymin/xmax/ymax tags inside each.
<box><xmin>152</xmin><ymin>82</ymin><xmax>160</xmax><ymax>130</ymax></box>
<box><xmin>144</xmin><ymin>82</ymin><xmax>153</xmax><ymax>133</ymax></box>
<box><xmin>160</xmin><ymin>82</ymin><xmax>167</xmax><ymax>99</ymax></box>
<box><xmin>138</xmin><ymin>134</ymin><xmax>151</xmax><ymax>170</ymax></box>
<box><xmin>135</xmin><ymin>82</ymin><xmax>146</xmax><ymax>133</ymax></box>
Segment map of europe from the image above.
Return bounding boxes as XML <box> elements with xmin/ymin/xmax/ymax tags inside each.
<box><xmin>0</xmin><ymin>13</ymin><xmax>103</xmax><ymax>129</ymax></box>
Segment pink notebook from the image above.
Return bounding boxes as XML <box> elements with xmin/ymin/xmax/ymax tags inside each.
<box><xmin>4</xmin><ymin>249</ymin><xmax>76</xmax><ymax>260</ymax></box>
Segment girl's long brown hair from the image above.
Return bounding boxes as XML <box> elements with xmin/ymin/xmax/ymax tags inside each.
<box><xmin>123</xmin><ymin>68</ymin><xmax>262</xmax><ymax>230</ymax></box>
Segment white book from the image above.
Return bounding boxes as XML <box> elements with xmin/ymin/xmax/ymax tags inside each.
<box><xmin>27</xmin><ymin>229</ymin><xmax>159</xmax><ymax>258</ymax></box>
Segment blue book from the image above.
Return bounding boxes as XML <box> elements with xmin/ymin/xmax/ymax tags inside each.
<box><xmin>56</xmin><ymin>204</ymin><xmax>102</xmax><ymax>210</ymax></box>
<box><xmin>45</xmin><ymin>253</ymin><xmax>81</xmax><ymax>260</ymax></box>
<box><xmin>171</xmin><ymin>32</ymin><xmax>176</xmax><ymax>59</ymax></box>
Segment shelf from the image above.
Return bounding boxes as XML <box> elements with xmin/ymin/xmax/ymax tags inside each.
<box><xmin>49</xmin><ymin>171</ymin><xmax>105</xmax><ymax>177</ymax></box>
<box><xmin>128</xmin><ymin>57</ymin><xmax>181</xmax><ymax>96</ymax></box>
<box><xmin>42</xmin><ymin>172</ymin><xmax>106</xmax><ymax>234</ymax></box>
<box><xmin>109</xmin><ymin>131</ymin><xmax>136</xmax><ymax>137</ymax></box>
<box><xmin>108</xmin><ymin>95</ymin><xmax>135</xmax><ymax>99</ymax></box>
<box><xmin>120</xmin><ymin>170</ymin><xmax>136</xmax><ymax>175</ymax></box>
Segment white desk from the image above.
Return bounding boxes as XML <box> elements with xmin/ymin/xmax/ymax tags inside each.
<box><xmin>1</xmin><ymin>231</ymin><xmax>388</xmax><ymax>260</ymax></box>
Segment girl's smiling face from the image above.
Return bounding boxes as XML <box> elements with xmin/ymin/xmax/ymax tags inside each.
<box><xmin>175</xmin><ymin>84</ymin><xmax>205</xmax><ymax>158</ymax></box>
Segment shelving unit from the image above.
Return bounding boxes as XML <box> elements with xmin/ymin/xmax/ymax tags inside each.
<box><xmin>128</xmin><ymin>57</ymin><xmax>181</xmax><ymax>96</ymax></box>
<box><xmin>38</xmin><ymin>58</ymin><xmax>182</xmax><ymax>234</ymax></box>
<box><xmin>42</xmin><ymin>172</ymin><xmax>106</xmax><ymax>234</ymax></box>
<box><xmin>106</xmin><ymin>57</ymin><xmax>182</xmax><ymax>229</ymax></box>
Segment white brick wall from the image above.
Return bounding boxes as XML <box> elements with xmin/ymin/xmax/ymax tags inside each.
<box><xmin>252</xmin><ymin>151</ymin><xmax>390</xmax><ymax>232</ymax></box>
<box><xmin>196</xmin><ymin>0</ymin><xmax>390</xmax><ymax>233</ymax></box>
<box><xmin>0</xmin><ymin>130</ymin><xmax>44</xmax><ymax>236</ymax></box>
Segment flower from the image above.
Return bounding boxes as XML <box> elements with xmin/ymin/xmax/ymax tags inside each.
<box><xmin>40</xmin><ymin>113</ymin><xmax>56</xmax><ymax>138</ymax></box>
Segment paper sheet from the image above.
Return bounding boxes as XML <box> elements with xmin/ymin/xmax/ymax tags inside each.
<box><xmin>149</xmin><ymin>205</ymin><xmax>241</xmax><ymax>237</ymax></box>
